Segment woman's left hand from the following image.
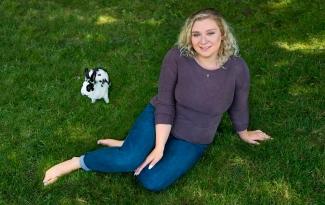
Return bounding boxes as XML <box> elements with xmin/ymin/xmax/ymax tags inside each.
<box><xmin>238</xmin><ymin>130</ymin><xmax>272</xmax><ymax>145</ymax></box>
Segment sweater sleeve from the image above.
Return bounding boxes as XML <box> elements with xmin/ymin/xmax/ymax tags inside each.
<box><xmin>227</xmin><ymin>57</ymin><xmax>250</xmax><ymax>132</ymax></box>
<box><xmin>154</xmin><ymin>48</ymin><xmax>178</xmax><ymax>125</ymax></box>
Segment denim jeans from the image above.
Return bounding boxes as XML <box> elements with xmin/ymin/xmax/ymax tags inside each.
<box><xmin>80</xmin><ymin>104</ymin><xmax>208</xmax><ymax>192</ymax></box>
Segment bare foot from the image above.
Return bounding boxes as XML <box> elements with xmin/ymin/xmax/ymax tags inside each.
<box><xmin>43</xmin><ymin>157</ymin><xmax>81</xmax><ymax>186</ymax></box>
<box><xmin>97</xmin><ymin>139</ymin><xmax>124</xmax><ymax>147</ymax></box>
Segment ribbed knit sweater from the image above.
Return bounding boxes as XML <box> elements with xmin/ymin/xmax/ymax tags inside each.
<box><xmin>150</xmin><ymin>47</ymin><xmax>250</xmax><ymax>144</ymax></box>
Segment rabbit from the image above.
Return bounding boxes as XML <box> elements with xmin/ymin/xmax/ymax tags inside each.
<box><xmin>81</xmin><ymin>67</ymin><xmax>111</xmax><ymax>103</ymax></box>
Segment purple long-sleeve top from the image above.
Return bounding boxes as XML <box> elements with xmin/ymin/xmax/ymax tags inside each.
<box><xmin>150</xmin><ymin>47</ymin><xmax>250</xmax><ymax>144</ymax></box>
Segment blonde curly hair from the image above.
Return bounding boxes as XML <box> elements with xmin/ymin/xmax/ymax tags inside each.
<box><xmin>177</xmin><ymin>8</ymin><xmax>239</xmax><ymax>66</ymax></box>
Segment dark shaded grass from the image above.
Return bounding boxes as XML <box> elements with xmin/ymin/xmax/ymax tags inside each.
<box><xmin>0</xmin><ymin>0</ymin><xmax>323</xmax><ymax>204</ymax></box>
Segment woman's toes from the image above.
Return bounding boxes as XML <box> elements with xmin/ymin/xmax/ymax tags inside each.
<box><xmin>97</xmin><ymin>139</ymin><xmax>110</xmax><ymax>144</ymax></box>
<box><xmin>43</xmin><ymin>177</ymin><xmax>58</xmax><ymax>186</ymax></box>
<box><xmin>43</xmin><ymin>171</ymin><xmax>56</xmax><ymax>185</ymax></box>
<box><xmin>97</xmin><ymin>139</ymin><xmax>124</xmax><ymax>147</ymax></box>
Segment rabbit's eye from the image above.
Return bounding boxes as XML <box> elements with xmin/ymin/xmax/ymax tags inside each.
<box><xmin>98</xmin><ymin>74</ymin><xmax>101</xmax><ymax>76</ymax></box>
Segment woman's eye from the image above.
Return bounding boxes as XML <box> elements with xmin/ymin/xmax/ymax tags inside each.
<box><xmin>192</xmin><ymin>33</ymin><xmax>200</xmax><ymax>37</ymax></box>
<box><xmin>207</xmin><ymin>32</ymin><xmax>215</xmax><ymax>35</ymax></box>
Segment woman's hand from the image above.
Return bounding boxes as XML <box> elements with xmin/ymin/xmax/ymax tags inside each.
<box><xmin>134</xmin><ymin>147</ymin><xmax>164</xmax><ymax>176</ymax></box>
<box><xmin>238</xmin><ymin>130</ymin><xmax>272</xmax><ymax>145</ymax></box>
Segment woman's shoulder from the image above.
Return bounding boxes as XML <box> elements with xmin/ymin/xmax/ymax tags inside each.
<box><xmin>162</xmin><ymin>47</ymin><xmax>186</xmax><ymax>63</ymax></box>
<box><xmin>227</xmin><ymin>55</ymin><xmax>249</xmax><ymax>74</ymax></box>
<box><xmin>228</xmin><ymin>55</ymin><xmax>247</xmax><ymax>66</ymax></box>
<box><xmin>165</xmin><ymin>46</ymin><xmax>182</xmax><ymax>58</ymax></box>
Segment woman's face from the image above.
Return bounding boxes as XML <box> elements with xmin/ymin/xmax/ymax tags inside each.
<box><xmin>191</xmin><ymin>18</ymin><xmax>222</xmax><ymax>60</ymax></box>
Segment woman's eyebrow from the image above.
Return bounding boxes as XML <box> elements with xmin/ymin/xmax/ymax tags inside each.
<box><xmin>206</xmin><ymin>28</ymin><xmax>218</xmax><ymax>31</ymax></box>
<box><xmin>192</xmin><ymin>28</ymin><xmax>218</xmax><ymax>33</ymax></box>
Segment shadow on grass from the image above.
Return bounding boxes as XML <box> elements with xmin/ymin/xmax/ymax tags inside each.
<box><xmin>0</xmin><ymin>0</ymin><xmax>323</xmax><ymax>204</ymax></box>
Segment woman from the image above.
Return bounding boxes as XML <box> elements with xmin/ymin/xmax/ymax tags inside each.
<box><xmin>43</xmin><ymin>8</ymin><xmax>271</xmax><ymax>192</ymax></box>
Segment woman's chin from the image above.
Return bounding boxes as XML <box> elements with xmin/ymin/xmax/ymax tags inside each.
<box><xmin>197</xmin><ymin>52</ymin><xmax>215</xmax><ymax>59</ymax></box>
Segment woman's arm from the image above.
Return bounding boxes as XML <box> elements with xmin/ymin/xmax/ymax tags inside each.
<box><xmin>228</xmin><ymin>58</ymin><xmax>271</xmax><ymax>144</ymax></box>
<box><xmin>155</xmin><ymin>124</ymin><xmax>172</xmax><ymax>151</ymax></box>
<box><xmin>134</xmin><ymin>124</ymin><xmax>171</xmax><ymax>175</ymax></box>
<box><xmin>134</xmin><ymin>49</ymin><xmax>178</xmax><ymax>175</ymax></box>
<box><xmin>228</xmin><ymin>58</ymin><xmax>250</xmax><ymax>132</ymax></box>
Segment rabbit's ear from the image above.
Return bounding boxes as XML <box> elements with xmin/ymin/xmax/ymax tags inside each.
<box><xmin>90</xmin><ymin>69</ymin><xmax>97</xmax><ymax>82</ymax></box>
<box><xmin>84</xmin><ymin>68</ymin><xmax>90</xmax><ymax>79</ymax></box>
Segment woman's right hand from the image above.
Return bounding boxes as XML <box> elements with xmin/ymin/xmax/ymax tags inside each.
<box><xmin>134</xmin><ymin>147</ymin><xmax>164</xmax><ymax>176</ymax></box>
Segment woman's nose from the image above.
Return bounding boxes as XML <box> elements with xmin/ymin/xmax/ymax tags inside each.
<box><xmin>199</xmin><ymin>35</ymin><xmax>208</xmax><ymax>44</ymax></box>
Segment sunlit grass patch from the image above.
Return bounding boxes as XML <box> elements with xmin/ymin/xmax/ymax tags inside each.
<box><xmin>274</xmin><ymin>37</ymin><xmax>325</xmax><ymax>53</ymax></box>
<box><xmin>96</xmin><ymin>15</ymin><xmax>118</xmax><ymax>25</ymax></box>
<box><xmin>267</xmin><ymin>0</ymin><xmax>293</xmax><ymax>10</ymax></box>
<box><xmin>0</xmin><ymin>0</ymin><xmax>323</xmax><ymax>204</ymax></box>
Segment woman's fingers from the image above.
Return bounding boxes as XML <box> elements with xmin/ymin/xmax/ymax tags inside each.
<box><xmin>245</xmin><ymin>131</ymin><xmax>266</xmax><ymax>144</ymax></box>
<box><xmin>134</xmin><ymin>149</ymin><xmax>163</xmax><ymax>176</ymax></box>
<box><xmin>248</xmin><ymin>139</ymin><xmax>260</xmax><ymax>145</ymax></box>
<box><xmin>254</xmin><ymin>131</ymin><xmax>272</xmax><ymax>141</ymax></box>
<box><xmin>263</xmin><ymin>134</ymin><xmax>272</xmax><ymax>140</ymax></box>
<box><xmin>134</xmin><ymin>160</ymin><xmax>149</xmax><ymax>175</ymax></box>
<box><xmin>252</xmin><ymin>140</ymin><xmax>260</xmax><ymax>145</ymax></box>
<box><xmin>241</xmin><ymin>136</ymin><xmax>259</xmax><ymax>145</ymax></box>
<box><xmin>134</xmin><ymin>156</ymin><xmax>152</xmax><ymax>176</ymax></box>
<box><xmin>148</xmin><ymin>157</ymin><xmax>160</xmax><ymax>170</ymax></box>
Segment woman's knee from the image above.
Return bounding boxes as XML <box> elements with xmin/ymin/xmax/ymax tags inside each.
<box><xmin>137</xmin><ymin>174</ymin><xmax>170</xmax><ymax>192</ymax></box>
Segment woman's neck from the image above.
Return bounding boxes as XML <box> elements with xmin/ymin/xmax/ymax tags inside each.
<box><xmin>195</xmin><ymin>56</ymin><xmax>221</xmax><ymax>70</ymax></box>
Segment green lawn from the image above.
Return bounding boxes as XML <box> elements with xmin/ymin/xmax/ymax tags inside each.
<box><xmin>0</xmin><ymin>0</ymin><xmax>323</xmax><ymax>204</ymax></box>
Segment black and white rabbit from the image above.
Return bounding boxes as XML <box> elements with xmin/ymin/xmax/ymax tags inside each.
<box><xmin>81</xmin><ymin>67</ymin><xmax>111</xmax><ymax>103</ymax></box>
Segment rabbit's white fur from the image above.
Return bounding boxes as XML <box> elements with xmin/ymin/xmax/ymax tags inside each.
<box><xmin>81</xmin><ymin>68</ymin><xmax>110</xmax><ymax>103</ymax></box>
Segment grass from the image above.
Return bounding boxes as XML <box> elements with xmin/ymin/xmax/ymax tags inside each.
<box><xmin>0</xmin><ymin>0</ymin><xmax>323</xmax><ymax>204</ymax></box>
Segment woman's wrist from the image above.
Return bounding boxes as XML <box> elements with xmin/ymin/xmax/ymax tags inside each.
<box><xmin>155</xmin><ymin>144</ymin><xmax>165</xmax><ymax>152</ymax></box>
<box><xmin>155</xmin><ymin>124</ymin><xmax>171</xmax><ymax>152</ymax></box>
<box><xmin>238</xmin><ymin>129</ymin><xmax>248</xmax><ymax>139</ymax></box>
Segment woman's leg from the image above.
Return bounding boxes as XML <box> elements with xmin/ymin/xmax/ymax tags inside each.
<box><xmin>81</xmin><ymin>103</ymin><xmax>156</xmax><ymax>172</ymax></box>
<box><xmin>43</xmin><ymin>157</ymin><xmax>81</xmax><ymax>185</ymax></box>
<box><xmin>43</xmin><ymin>104</ymin><xmax>155</xmax><ymax>185</ymax></box>
<box><xmin>43</xmin><ymin>139</ymin><xmax>125</xmax><ymax>186</ymax></box>
<box><xmin>136</xmin><ymin>136</ymin><xmax>208</xmax><ymax>192</ymax></box>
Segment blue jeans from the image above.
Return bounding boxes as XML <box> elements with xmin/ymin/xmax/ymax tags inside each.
<box><xmin>80</xmin><ymin>104</ymin><xmax>208</xmax><ymax>192</ymax></box>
